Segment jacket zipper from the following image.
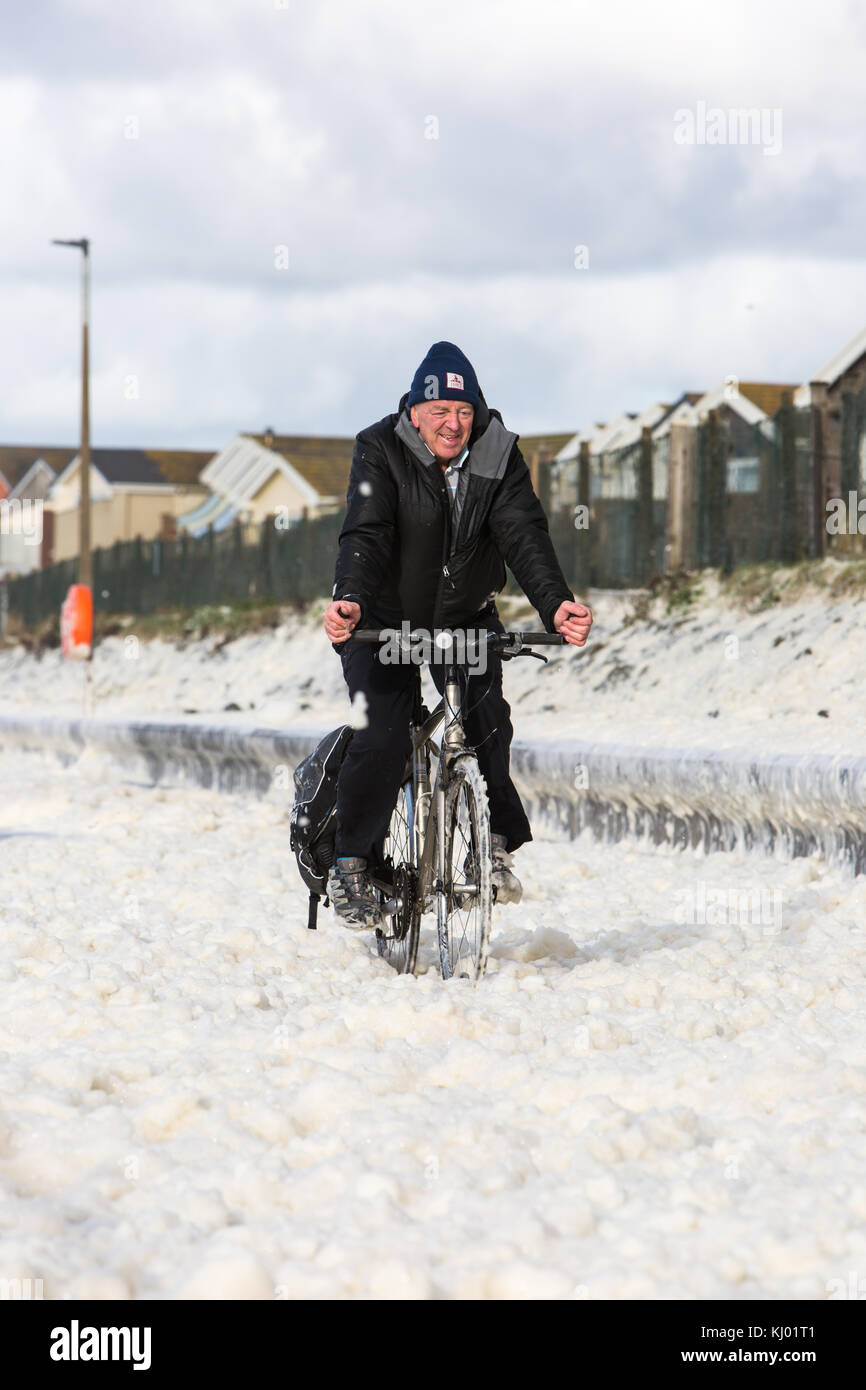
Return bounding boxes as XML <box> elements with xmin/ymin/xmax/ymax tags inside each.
<box><xmin>432</xmin><ymin>479</ymin><xmax>454</xmax><ymax>627</ymax></box>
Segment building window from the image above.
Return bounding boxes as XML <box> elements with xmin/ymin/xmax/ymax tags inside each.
<box><xmin>727</xmin><ymin>456</ymin><xmax>760</xmax><ymax>493</ymax></box>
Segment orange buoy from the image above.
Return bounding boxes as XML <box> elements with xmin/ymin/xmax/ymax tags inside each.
<box><xmin>61</xmin><ymin>584</ymin><xmax>93</xmax><ymax>660</ymax></box>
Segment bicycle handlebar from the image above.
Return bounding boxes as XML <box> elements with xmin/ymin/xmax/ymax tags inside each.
<box><xmin>351</xmin><ymin>628</ymin><xmax>565</xmax><ymax>647</ymax></box>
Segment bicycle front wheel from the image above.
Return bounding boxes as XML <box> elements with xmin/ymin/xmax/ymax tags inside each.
<box><xmin>375</xmin><ymin>780</ymin><xmax>421</xmax><ymax>975</ymax></box>
<box><xmin>436</xmin><ymin>755</ymin><xmax>493</xmax><ymax>981</ymax></box>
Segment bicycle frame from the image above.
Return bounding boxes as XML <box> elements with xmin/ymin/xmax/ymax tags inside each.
<box><xmin>370</xmin><ymin>658</ymin><xmax>468</xmax><ymax>911</ymax></box>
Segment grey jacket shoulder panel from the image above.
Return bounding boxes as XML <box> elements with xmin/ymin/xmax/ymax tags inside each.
<box><xmin>469</xmin><ymin>416</ymin><xmax>518</xmax><ymax>481</ymax></box>
<box><xmin>393</xmin><ymin>410</ymin><xmax>435</xmax><ymax>467</ymax></box>
<box><xmin>394</xmin><ymin>407</ymin><xmax>516</xmax><ymax>481</ymax></box>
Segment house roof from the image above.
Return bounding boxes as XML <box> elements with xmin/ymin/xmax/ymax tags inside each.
<box><xmin>244</xmin><ymin>433</ymin><xmax>354</xmax><ymax>501</ymax></box>
<box><xmin>0</xmin><ymin>444</ymin><xmax>212</xmax><ymax>492</ymax></box>
<box><xmin>181</xmin><ymin>432</ymin><xmax>354</xmax><ymax>533</ymax></box>
<box><xmin>85</xmin><ymin>448</ymin><xmax>212</xmax><ymax>486</ymax></box>
<box><xmin>651</xmin><ymin>397</ymin><xmax>699</xmax><ymax>439</ymax></box>
<box><xmin>200</xmin><ymin>436</ymin><xmax>287</xmax><ymax>509</ymax></box>
<box><xmin>806</xmin><ymin>325</ymin><xmax>866</xmax><ymax>390</ymax></box>
<box><xmin>554</xmin><ymin>403</ymin><xmax>674</xmax><ymax>463</ymax></box>
<box><xmin>794</xmin><ymin>325</ymin><xmax>866</xmax><ymax>407</ymax></box>
<box><xmin>0</xmin><ymin>445</ymin><xmax>77</xmax><ymax>491</ymax></box>
<box><xmin>737</xmin><ymin>382</ymin><xmax>797</xmax><ymax>415</ymax></box>
<box><xmin>143</xmin><ymin>450</ymin><xmax>214</xmax><ymax>485</ymax></box>
<box><xmin>692</xmin><ymin>382</ymin><xmax>770</xmax><ymax>426</ymax></box>
<box><xmin>86</xmin><ymin>449</ymin><xmax>166</xmax><ymax>486</ymax></box>
<box><xmin>518</xmin><ymin>433</ymin><xmax>575</xmax><ymax>458</ymax></box>
<box><xmin>555</xmin><ymin>413</ymin><xmax>630</xmax><ymax>463</ymax></box>
<box><xmin>7</xmin><ymin>457</ymin><xmax>57</xmax><ymax>499</ymax></box>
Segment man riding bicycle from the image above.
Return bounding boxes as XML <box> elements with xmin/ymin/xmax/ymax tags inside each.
<box><xmin>323</xmin><ymin>341</ymin><xmax>592</xmax><ymax>927</ymax></box>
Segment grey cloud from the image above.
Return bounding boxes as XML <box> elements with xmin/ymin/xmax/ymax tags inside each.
<box><xmin>2</xmin><ymin>0</ymin><xmax>866</xmax><ymax>444</ymax></box>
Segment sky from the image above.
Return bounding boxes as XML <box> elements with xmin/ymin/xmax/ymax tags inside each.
<box><xmin>2</xmin><ymin>0</ymin><xmax>866</xmax><ymax>448</ymax></box>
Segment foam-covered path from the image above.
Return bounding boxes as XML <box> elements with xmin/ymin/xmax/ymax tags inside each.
<box><xmin>1</xmin><ymin>747</ymin><xmax>865</xmax><ymax>1299</ymax></box>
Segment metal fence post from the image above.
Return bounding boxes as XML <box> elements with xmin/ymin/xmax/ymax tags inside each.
<box><xmin>260</xmin><ymin>517</ymin><xmax>273</xmax><ymax>598</ymax></box>
<box><xmin>705</xmin><ymin>408</ymin><xmax>727</xmax><ymax>569</ymax></box>
<box><xmin>779</xmin><ymin>389</ymin><xmax>798</xmax><ymax>562</ymax></box>
<box><xmin>577</xmin><ymin>438</ymin><xmax>591</xmax><ymax>591</ymax></box>
<box><xmin>808</xmin><ymin>382</ymin><xmax>827</xmax><ymax>559</ymax></box>
<box><xmin>637</xmin><ymin>426</ymin><xmax>654</xmax><ymax>583</ymax></box>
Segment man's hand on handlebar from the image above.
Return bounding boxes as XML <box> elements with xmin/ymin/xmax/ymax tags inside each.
<box><xmin>325</xmin><ymin>598</ymin><xmax>591</xmax><ymax>647</ymax></box>
<box><xmin>553</xmin><ymin>599</ymin><xmax>592</xmax><ymax>647</ymax></box>
<box><xmin>323</xmin><ymin>599</ymin><xmax>361</xmax><ymax>643</ymax></box>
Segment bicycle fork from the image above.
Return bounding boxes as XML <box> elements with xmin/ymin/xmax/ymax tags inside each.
<box><xmin>413</xmin><ymin>733</ymin><xmax>431</xmax><ymax>866</ymax></box>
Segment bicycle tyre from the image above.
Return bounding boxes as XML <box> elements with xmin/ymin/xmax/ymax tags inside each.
<box><xmin>375</xmin><ymin>780</ymin><xmax>421</xmax><ymax>975</ymax></box>
<box><xmin>436</xmin><ymin>755</ymin><xmax>493</xmax><ymax>981</ymax></box>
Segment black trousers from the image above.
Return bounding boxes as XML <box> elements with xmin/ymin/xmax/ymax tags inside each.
<box><xmin>333</xmin><ymin>612</ymin><xmax>532</xmax><ymax>861</ymax></box>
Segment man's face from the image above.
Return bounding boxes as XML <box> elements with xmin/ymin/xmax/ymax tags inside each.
<box><xmin>410</xmin><ymin>399</ymin><xmax>474</xmax><ymax>463</ymax></box>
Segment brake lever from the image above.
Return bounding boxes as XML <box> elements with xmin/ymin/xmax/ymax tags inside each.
<box><xmin>502</xmin><ymin>649</ymin><xmax>547</xmax><ymax>664</ymax></box>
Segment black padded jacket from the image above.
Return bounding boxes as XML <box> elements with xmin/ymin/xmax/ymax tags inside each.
<box><xmin>332</xmin><ymin>390</ymin><xmax>574</xmax><ymax>632</ymax></box>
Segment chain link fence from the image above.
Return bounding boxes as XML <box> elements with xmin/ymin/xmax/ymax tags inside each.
<box><xmin>545</xmin><ymin>424</ymin><xmax>665</xmax><ymax>591</ymax></box>
<box><xmin>543</xmin><ymin>388</ymin><xmax>865</xmax><ymax>592</ymax></box>
<box><xmin>5</xmin><ymin>512</ymin><xmax>343</xmax><ymax>629</ymax></box>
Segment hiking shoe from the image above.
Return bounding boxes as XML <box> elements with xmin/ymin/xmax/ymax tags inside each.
<box><xmin>491</xmin><ymin>834</ymin><xmax>522</xmax><ymax>905</ymax></box>
<box><xmin>327</xmin><ymin>856</ymin><xmax>382</xmax><ymax>929</ymax></box>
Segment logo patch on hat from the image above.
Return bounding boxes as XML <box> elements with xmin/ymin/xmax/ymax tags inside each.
<box><xmin>446</xmin><ymin>372</ymin><xmax>464</xmax><ymax>391</ymax></box>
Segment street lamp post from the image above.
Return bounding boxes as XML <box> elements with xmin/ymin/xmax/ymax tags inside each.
<box><xmin>51</xmin><ymin>237</ymin><xmax>91</xmax><ymax>590</ymax></box>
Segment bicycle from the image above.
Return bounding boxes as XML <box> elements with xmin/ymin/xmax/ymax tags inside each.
<box><xmin>350</xmin><ymin>627</ymin><xmax>564</xmax><ymax>981</ymax></box>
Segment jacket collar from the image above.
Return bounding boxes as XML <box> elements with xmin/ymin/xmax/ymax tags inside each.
<box><xmin>394</xmin><ymin>411</ymin><xmax>468</xmax><ymax>472</ymax></box>
<box><xmin>395</xmin><ymin>391</ymin><xmax>516</xmax><ymax>484</ymax></box>
<box><xmin>394</xmin><ymin>408</ymin><xmax>438</xmax><ymax>468</ymax></box>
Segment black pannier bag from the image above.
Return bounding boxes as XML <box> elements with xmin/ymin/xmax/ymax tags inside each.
<box><xmin>290</xmin><ymin>725</ymin><xmax>354</xmax><ymax>929</ymax></box>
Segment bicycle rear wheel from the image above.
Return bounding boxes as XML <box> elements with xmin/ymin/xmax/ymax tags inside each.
<box><xmin>436</xmin><ymin>755</ymin><xmax>493</xmax><ymax>981</ymax></box>
<box><xmin>375</xmin><ymin>780</ymin><xmax>421</xmax><ymax>975</ymax></box>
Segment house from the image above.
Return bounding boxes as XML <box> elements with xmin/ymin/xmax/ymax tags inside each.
<box><xmin>177</xmin><ymin>431</ymin><xmax>354</xmax><ymax>537</ymax></box>
<box><xmin>545</xmin><ymin>402</ymin><xmax>696</xmax><ymax>585</ymax></box>
<box><xmin>549</xmin><ymin>381</ymin><xmax>801</xmax><ymax>577</ymax></box>
<box><xmin>0</xmin><ymin>453</ymin><xmax>63</xmax><ymax>577</ymax></box>
<box><xmin>794</xmin><ymin>324</ymin><xmax>866</xmax><ymax>503</ymax></box>
<box><xmin>552</xmin><ymin>400</ymin><xmax>692</xmax><ymax>512</ymax></box>
<box><xmin>0</xmin><ymin>446</ymin><xmax>77</xmax><ymax>576</ymax></box>
<box><xmin>517</xmin><ymin>433</ymin><xmax>574</xmax><ymax>505</ymax></box>
<box><xmin>553</xmin><ymin>383</ymin><xmax>795</xmax><ymax>501</ymax></box>
<box><xmin>43</xmin><ymin>447</ymin><xmax>212</xmax><ymax>567</ymax></box>
<box><xmin>670</xmin><ymin>380</ymin><xmax>798</xmax><ymax>568</ymax></box>
<box><xmin>689</xmin><ymin>381</ymin><xmax>796</xmax><ymax>494</ymax></box>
